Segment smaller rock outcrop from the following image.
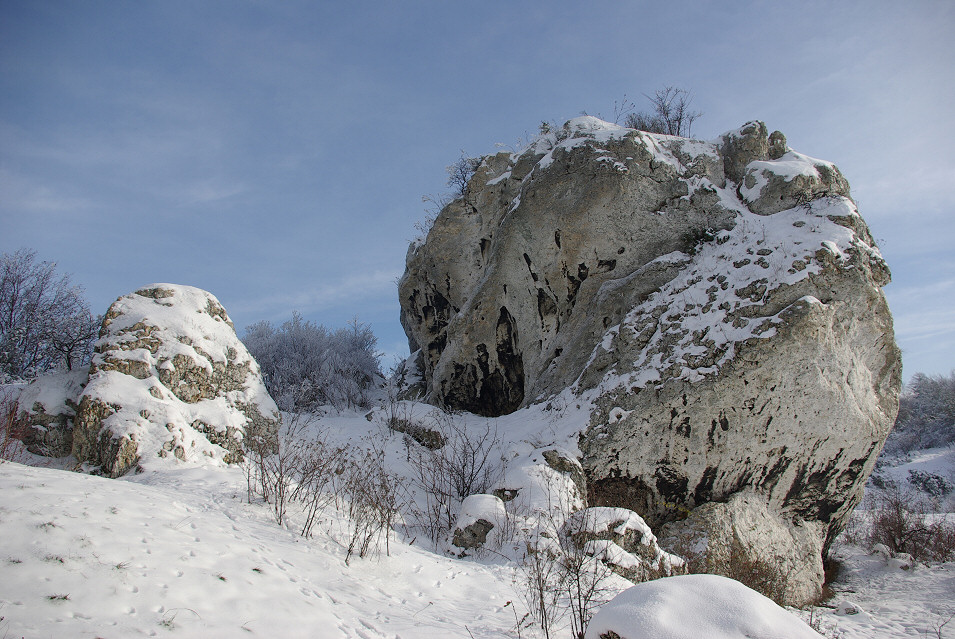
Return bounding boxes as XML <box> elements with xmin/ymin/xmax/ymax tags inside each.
<box><xmin>660</xmin><ymin>491</ymin><xmax>825</xmax><ymax>606</ymax></box>
<box><xmin>17</xmin><ymin>370</ymin><xmax>87</xmax><ymax>457</ymax></box>
<box><xmin>71</xmin><ymin>284</ymin><xmax>279</xmax><ymax>476</ymax></box>
<box><xmin>563</xmin><ymin>507</ymin><xmax>684</xmax><ymax>582</ymax></box>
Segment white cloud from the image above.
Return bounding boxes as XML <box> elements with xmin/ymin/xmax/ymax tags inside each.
<box><xmin>234</xmin><ymin>269</ymin><xmax>401</xmax><ymax>318</ymax></box>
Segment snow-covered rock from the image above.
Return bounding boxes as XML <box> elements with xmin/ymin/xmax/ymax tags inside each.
<box><xmin>491</xmin><ymin>445</ymin><xmax>587</xmax><ymax>514</ymax></box>
<box><xmin>450</xmin><ymin>493</ymin><xmax>508</xmax><ymax>554</ymax></box>
<box><xmin>16</xmin><ymin>370</ymin><xmax>87</xmax><ymax>456</ymax></box>
<box><xmin>399</xmin><ymin>116</ymin><xmax>900</xmax><ymax>603</ymax></box>
<box><xmin>585</xmin><ymin>574</ymin><xmax>823</xmax><ymax>639</ymax></box>
<box><xmin>563</xmin><ymin>506</ymin><xmax>684</xmax><ymax>581</ymax></box>
<box><xmin>71</xmin><ymin>284</ymin><xmax>280</xmax><ymax>476</ymax></box>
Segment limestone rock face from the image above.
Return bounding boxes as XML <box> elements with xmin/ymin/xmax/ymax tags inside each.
<box><xmin>72</xmin><ymin>284</ymin><xmax>280</xmax><ymax>477</ymax></box>
<box><xmin>399</xmin><ymin>117</ymin><xmax>901</xmax><ymax>603</ymax></box>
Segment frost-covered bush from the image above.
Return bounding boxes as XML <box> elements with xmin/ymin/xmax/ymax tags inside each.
<box><xmin>885</xmin><ymin>372</ymin><xmax>955</xmax><ymax>453</ymax></box>
<box><xmin>242</xmin><ymin>314</ymin><xmax>381</xmax><ymax>411</ymax></box>
<box><xmin>0</xmin><ymin>249</ymin><xmax>99</xmax><ymax>380</ymax></box>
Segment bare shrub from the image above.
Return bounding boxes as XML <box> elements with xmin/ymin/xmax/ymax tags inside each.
<box><xmin>291</xmin><ymin>437</ymin><xmax>346</xmax><ymax>540</ymax></box>
<box><xmin>341</xmin><ymin>445</ymin><xmax>402</xmax><ymax>564</ymax></box>
<box><xmin>720</xmin><ymin>540</ymin><xmax>792</xmax><ymax>607</ymax></box>
<box><xmin>407</xmin><ymin>413</ymin><xmax>502</xmax><ymax>547</ymax></box>
<box><xmin>243</xmin><ymin>412</ymin><xmax>344</xmax><ymax>534</ymax></box>
<box><xmin>519</xmin><ymin>537</ymin><xmax>564</xmax><ymax>639</ymax></box>
<box><xmin>868</xmin><ymin>480</ymin><xmax>955</xmax><ymax>562</ymax></box>
<box><xmin>515</xmin><ymin>489</ymin><xmax>617</xmax><ymax>639</ymax></box>
<box><xmin>243</xmin><ymin>412</ymin><xmax>401</xmax><ymax>562</ymax></box>
<box><xmin>625</xmin><ymin>86</ymin><xmax>702</xmax><ymax>138</ymax></box>
<box><xmin>672</xmin><ymin>537</ymin><xmax>792</xmax><ymax>606</ymax></box>
<box><xmin>558</xmin><ymin>510</ymin><xmax>617</xmax><ymax>639</ymax></box>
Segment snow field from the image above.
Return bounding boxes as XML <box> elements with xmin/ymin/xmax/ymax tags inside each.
<box><xmin>2</xmin><ymin>400</ymin><xmax>951</xmax><ymax>638</ymax></box>
<box><xmin>0</xmin><ymin>461</ymin><xmax>521</xmax><ymax>638</ymax></box>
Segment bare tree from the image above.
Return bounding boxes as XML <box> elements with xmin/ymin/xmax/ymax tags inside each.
<box><xmin>625</xmin><ymin>86</ymin><xmax>702</xmax><ymax>137</ymax></box>
<box><xmin>0</xmin><ymin>249</ymin><xmax>99</xmax><ymax>379</ymax></box>
<box><xmin>446</xmin><ymin>153</ymin><xmax>482</xmax><ymax>202</ymax></box>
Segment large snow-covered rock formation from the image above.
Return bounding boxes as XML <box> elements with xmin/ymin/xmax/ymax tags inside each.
<box><xmin>71</xmin><ymin>284</ymin><xmax>279</xmax><ymax>477</ymax></box>
<box><xmin>399</xmin><ymin>117</ymin><xmax>901</xmax><ymax>604</ymax></box>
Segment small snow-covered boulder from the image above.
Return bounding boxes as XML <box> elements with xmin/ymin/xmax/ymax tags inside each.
<box><xmin>833</xmin><ymin>600</ymin><xmax>868</xmax><ymax>618</ymax></box>
<box><xmin>16</xmin><ymin>370</ymin><xmax>87</xmax><ymax>456</ymax></box>
<box><xmin>72</xmin><ymin>284</ymin><xmax>280</xmax><ymax>477</ymax></box>
<box><xmin>491</xmin><ymin>445</ymin><xmax>586</xmax><ymax>513</ymax></box>
<box><xmin>563</xmin><ymin>507</ymin><xmax>684</xmax><ymax>582</ymax></box>
<box><xmin>451</xmin><ymin>494</ymin><xmax>508</xmax><ymax>555</ymax></box>
<box><xmin>585</xmin><ymin>574</ymin><xmax>823</xmax><ymax>639</ymax></box>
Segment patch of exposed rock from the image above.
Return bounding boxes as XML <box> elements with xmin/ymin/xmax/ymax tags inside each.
<box><xmin>563</xmin><ymin>507</ymin><xmax>685</xmax><ymax>583</ymax></box>
<box><xmin>17</xmin><ymin>370</ymin><xmax>87</xmax><ymax>456</ymax></box>
<box><xmin>399</xmin><ymin>117</ymin><xmax>900</xmax><ymax>604</ymax></box>
<box><xmin>71</xmin><ymin>284</ymin><xmax>280</xmax><ymax>477</ymax></box>
<box><xmin>659</xmin><ymin>492</ymin><xmax>825</xmax><ymax>606</ymax></box>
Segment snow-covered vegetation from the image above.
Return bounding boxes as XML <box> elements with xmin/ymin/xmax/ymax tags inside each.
<box><xmin>0</xmin><ymin>248</ymin><xmax>99</xmax><ymax>381</ymax></box>
<box><xmin>242</xmin><ymin>313</ymin><xmax>381</xmax><ymax>412</ymax></box>
<box><xmin>885</xmin><ymin>372</ymin><xmax>955</xmax><ymax>454</ymax></box>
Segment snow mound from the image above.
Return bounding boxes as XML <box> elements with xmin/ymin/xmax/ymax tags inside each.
<box><xmin>585</xmin><ymin>574</ymin><xmax>823</xmax><ymax>639</ymax></box>
<box><xmin>0</xmin><ymin>461</ymin><xmax>520</xmax><ymax>638</ymax></box>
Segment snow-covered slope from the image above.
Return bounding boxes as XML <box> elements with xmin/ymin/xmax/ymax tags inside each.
<box><xmin>0</xmin><ymin>461</ymin><xmax>521</xmax><ymax>638</ymax></box>
<box><xmin>3</xmin><ymin>404</ymin><xmax>950</xmax><ymax>638</ymax></box>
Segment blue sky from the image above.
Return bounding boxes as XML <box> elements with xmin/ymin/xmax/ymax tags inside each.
<box><xmin>1</xmin><ymin>0</ymin><xmax>953</xmax><ymax>379</ymax></box>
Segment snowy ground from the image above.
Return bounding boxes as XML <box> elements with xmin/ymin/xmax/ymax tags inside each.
<box><xmin>2</xmin><ymin>405</ymin><xmax>953</xmax><ymax>638</ymax></box>
<box><xmin>799</xmin><ymin>544</ymin><xmax>955</xmax><ymax>638</ymax></box>
<box><xmin>0</xmin><ymin>460</ymin><xmax>522</xmax><ymax>638</ymax></box>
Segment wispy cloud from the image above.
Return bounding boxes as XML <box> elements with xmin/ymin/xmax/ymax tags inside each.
<box><xmin>178</xmin><ymin>180</ymin><xmax>247</xmax><ymax>206</ymax></box>
<box><xmin>0</xmin><ymin>168</ymin><xmax>93</xmax><ymax>214</ymax></box>
<box><xmin>233</xmin><ymin>269</ymin><xmax>401</xmax><ymax>319</ymax></box>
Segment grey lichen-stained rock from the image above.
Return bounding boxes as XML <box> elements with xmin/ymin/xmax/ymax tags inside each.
<box><xmin>399</xmin><ymin>116</ymin><xmax>900</xmax><ymax>604</ymax></box>
<box><xmin>659</xmin><ymin>492</ymin><xmax>825</xmax><ymax>607</ymax></box>
<box><xmin>400</xmin><ymin>117</ymin><xmax>740</xmax><ymax>416</ymax></box>
<box><xmin>72</xmin><ymin>284</ymin><xmax>280</xmax><ymax>477</ymax></box>
<box><xmin>16</xmin><ymin>370</ymin><xmax>87</xmax><ymax>456</ymax></box>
